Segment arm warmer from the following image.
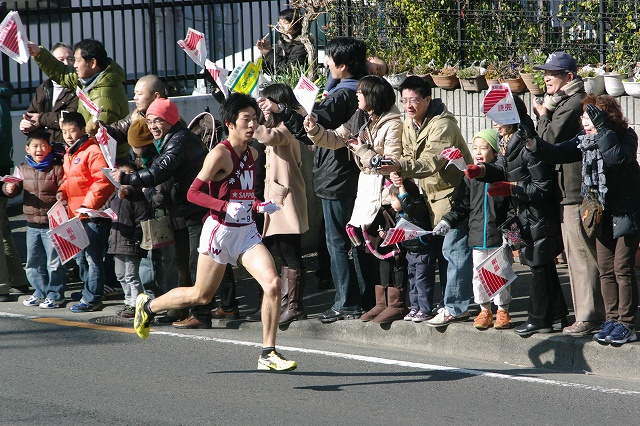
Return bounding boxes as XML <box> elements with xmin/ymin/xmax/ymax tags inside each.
<box><xmin>187</xmin><ymin>177</ymin><xmax>228</xmax><ymax>215</ymax></box>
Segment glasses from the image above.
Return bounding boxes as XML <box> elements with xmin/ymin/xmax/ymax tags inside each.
<box><xmin>400</xmin><ymin>98</ymin><xmax>422</xmax><ymax>105</ymax></box>
<box><xmin>146</xmin><ymin>117</ymin><xmax>166</xmax><ymax>126</ymax></box>
<box><xmin>544</xmin><ymin>71</ymin><xmax>569</xmax><ymax>78</ymax></box>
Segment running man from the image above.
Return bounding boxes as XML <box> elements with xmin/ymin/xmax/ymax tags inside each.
<box><xmin>134</xmin><ymin>93</ymin><xmax>297</xmax><ymax>371</ymax></box>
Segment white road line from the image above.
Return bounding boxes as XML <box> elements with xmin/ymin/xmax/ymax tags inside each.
<box><xmin>153</xmin><ymin>331</ymin><xmax>640</xmax><ymax>397</ymax></box>
<box><xmin>4</xmin><ymin>311</ymin><xmax>639</xmax><ymax>397</ymax></box>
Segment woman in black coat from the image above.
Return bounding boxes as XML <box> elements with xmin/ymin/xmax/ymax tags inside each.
<box><xmin>526</xmin><ymin>95</ymin><xmax>640</xmax><ymax>345</ymax></box>
<box><xmin>465</xmin><ymin>97</ymin><xmax>568</xmax><ymax>336</ymax></box>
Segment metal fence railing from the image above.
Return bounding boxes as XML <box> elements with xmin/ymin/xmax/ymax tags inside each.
<box><xmin>1</xmin><ymin>0</ymin><xmax>327</xmax><ymax>108</ymax></box>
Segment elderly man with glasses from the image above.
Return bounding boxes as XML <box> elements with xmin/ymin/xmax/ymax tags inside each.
<box><xmin>532</xmin><ymin>51</ymin><xmax>604</xmax><ymax>336</ymax></box>
<box><xmin>381</xmin><ymin>75</ymin><xmax>474</xmax><ymax>327</ymax></box>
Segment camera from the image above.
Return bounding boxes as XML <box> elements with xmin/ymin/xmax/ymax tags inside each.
<box><xmin>369</xmin><ymin>154</ymin><xmax>393</xmax><ymax>168</ymax></box>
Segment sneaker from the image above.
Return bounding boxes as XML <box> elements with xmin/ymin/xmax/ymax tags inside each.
<box><xmin>116</xmin><ymin>305</ymin><xmax>136</xmax><ymax>318</ymax></box>
<box><xmin>69</xmin><ymin>301</ymin><xmax>103</xmax><ymax>313</ymax></box>
<box><xmin>562</xmin><ymin>320</ymin><xmax>601</xmax><ymax>336</ymax></box>
<box><xmin>23</xmin><ymin>295</ymin><xmax>43</xmax><ymax>307</ymax></box>
<box><xmin>605</xmin><ymin>323</ymin><xmax>637</xmax><ymax>345</ymax></box>
<box><xmin>134</xmin><ymin>293</ymin><xmax>153</xmax><ymax>339</ymax></box>
<box><xmin>593</xmin><ymin>319</ymin><xmax>617</xmax><ymax>343</ymax></box>
<box><xmin>494</xmin><ymin>310</ymin><xmax>512</xmax><ymax>329</ymax></box>
<box><xmin>474</xmin><ymin>310</ymin><xmax>493</xmax><ymax>329</ymax></box>
<box><xmin>404</xmin><ymin>309</ymin><xmax>418</xmax><ymax>321</ymax></box>
<box><xmin>257</xmin><ymin>350</ymin><xmax>297</xmax><ymax>371</ymax></box>
<box><xmin>412</xmin><ymin>311</ymin><xmax>432</xmax><ymax>323</ymax></box>
<box><xmin>426</xmin><ymin>309</ymin><xmax>470</xmax><ymax>327</ymax></box>
<box><xmin>39</xmin><ymin>298</ymin><xmax>65</xmax><ymax>309</ymax></box>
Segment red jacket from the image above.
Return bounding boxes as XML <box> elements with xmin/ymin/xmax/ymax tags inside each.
<box><xmin>59</xmin><ymin>136</ymin><xmax>114</xmax><ymax>217</ymax></box>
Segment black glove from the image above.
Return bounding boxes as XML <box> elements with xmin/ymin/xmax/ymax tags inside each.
<box><xmin>586</xmin><ymin>103</ymin><xmax>607</xmax><ymax>132</ymax></box>
<box><xmin>516</xmin><ymin>123</ymin><xmax>534</xmax><ymax>142</ymax></box>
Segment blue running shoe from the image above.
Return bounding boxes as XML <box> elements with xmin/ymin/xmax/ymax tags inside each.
<box><xmin>69</xmin><ymin>301</ymin><xmax>103</xmax><ymax>313</ymax></box>
<box><xmin>593</xmin><ymin>319</ymin><xmax>617</xmax><ymax>343</ymax></box>
<box><xmin>605</xmin><ymin>322</ymin><xmax>637</xmax><ymax>345</ymax></box>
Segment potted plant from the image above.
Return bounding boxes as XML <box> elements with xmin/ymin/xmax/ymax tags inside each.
<box><xmin>409</xmin><ymin>63</ymin><xmax>437</xmax><ymax>88</ymax></box>
<box><xmin>603</xmin><ymin>62</ymin><xmax>630</xmax><ymax>97</ymax></box>
<box><xmin>430</xmin><ymin>65</ymin><xmax>460</xmax><ymax>90</ymax></box>
<box><xmin>484</xmin><ymin>63</ymin><xmax>501</xmax><ymax>86</ymax></box>
<box><xmin>382</xmin><ymin>46</ymin><xmax>414</xmax><ymax>89</ymax></box>
<box><xmin>519</xmin><ymin>64</ymin><xmax>545</xmax><ymax>96</ymax></box>
<box><xmin>496</xmin><ymin>60</ymin><xmax>527</xmax><ymax>93</ymax></box>
<box><xmin>456</xmin><ymin>66</ymin><xmax>488</xmax><ymax>92</ymax></box>
<box><xmin>579</xmin><ymin>66</ymin><xmax>605</xmax><ymax>95</ymax></box>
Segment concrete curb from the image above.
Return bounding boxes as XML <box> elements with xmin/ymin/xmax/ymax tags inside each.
<box><xmin>234</xmin><ymin>317</ymin><xmax>640</xmax><ymax>380</ymax></box>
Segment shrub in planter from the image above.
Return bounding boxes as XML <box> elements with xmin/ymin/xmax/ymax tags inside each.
<box><xmin>431</xmin><ymin>66</ymin><xmax>460</xmax><ymax>90</ymax></box>
<box><xmin>519</xmin><ymin>64</ymin><xmax>545</xmax><ymax>95</ymax></box>
<box><xmin>456</xmin><ymin>66</ymin><xmax>488</xmax><ymax>92</ymax></box>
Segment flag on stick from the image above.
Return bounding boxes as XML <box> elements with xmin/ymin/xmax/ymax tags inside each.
<box><xmin>293</xmin><ymin>73</ymin><xmax>319</xmax><ymax>117</ymax></box>
<box><xmin>0</xmin><ymin>11</ymin><xmax>28</xmax><ymax>63</ymax></box>
<box><xmin>476</xmin><ymin>245</ymin><xmax>518</xmax><ymax>299</ymax></box>
<box><xmin>380</xmin><ymin>218</ymin><xmax>431</xmax><ymax>247</ymax></box>
<box><xmin>482</xmin><ymin>84</ymin><xmax>520</xmax><ymax>125</ymax></box>
<box><xmin>440</xmin><ymin>147</ymin><xmax>468</xmax><ymax>171</ymax></box>
<box><xmin>47</xmin><ymin>217</ymin><xmax>89</xmax><ymax>264</ymax></box>
<box><xmin>177</xmin><ymin>28</ymin><xmax>207</xmax><ymax>69</ymax></box>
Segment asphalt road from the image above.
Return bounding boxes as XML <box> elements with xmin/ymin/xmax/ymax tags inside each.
<box><xmin>2</xmin><ymin>312</ymin><xmax>639</xmax><ymax>426</ymax></box>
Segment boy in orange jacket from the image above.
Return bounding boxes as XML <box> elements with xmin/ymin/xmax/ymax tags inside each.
<box><xmin>58</xmin><ymin>112</ymin><xmax>114</xmax><ymax>312</ymax></box>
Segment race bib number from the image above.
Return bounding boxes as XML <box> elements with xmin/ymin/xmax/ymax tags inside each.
<box><xmin>225</xmin><ymin>189</ymin><xmax>254</xmax><ymax>224</ymax></box>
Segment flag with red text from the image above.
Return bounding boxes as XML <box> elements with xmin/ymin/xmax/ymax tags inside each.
<box><xmin>476</xmin><ymin>245</ymin><xmax>518</xmax><ymax>299</ymax></box>
<box><xmin>76</xmin><ymin>87</ymin><xmax>101</xmax><ymax>119</ymax></box>
<box><xmin>482</xmin><ymin>84</ymin><xmax>519</xmax><ymax>125</ymax></box>
<box><xmin>95</xmin><ymin>125</ymin><xmax>116</xmax><ymax>168</ymax></box>
<box><xmin>47</xmin><ymin>217</ymin><xmax>89</xmax><ymax>264</ymax></box>
<box><xmin>47</xmin><ymin>200</ymin><xmax>69</xmax><ymax>229</ymax></box>
<box><xmin>177</xmin><ymin>28</ymin><xmax>207</xmax><ymax>69</ymax></box>
<box><xmin>0</xmin><ymin>11</ymin><xmax>28</xmax><ymax>63</ymax></box>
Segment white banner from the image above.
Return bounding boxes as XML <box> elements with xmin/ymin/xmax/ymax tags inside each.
<box><xmin>482</xmin><ymin>84</ymin><xmax>520</xmax><ymax>125</ymax></box>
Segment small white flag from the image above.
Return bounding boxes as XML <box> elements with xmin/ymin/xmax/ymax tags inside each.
<box><xmin>95</xmin><ymin>125</ymin><xmax>117</xmax><ymax>169</ymax></box>
<box><xmin>177</xmin><ymin>27</ymin><xmax>207</xmax><ymax>69</ymax></box>
<box><xmin>76</xmin><ymin>87</ymin><xmax>101</xmax><ymax>120</ymax></box>
<box><xmin>476</xmin><ymin>245</ymin><xmax>518</xmax><ymax>299</ymax></box>
<box><xmin>482</xmin><ymin>84</ymin><xmax>520</xmax><ymax>125</ymax></box>
<box><xmin>0</xmin><ymin>11</ymin><xmax>28</xmax><ymax>64</ymax></box>
<box><xmin>380</xmin><ymin>218</ymin><xmax>431</xmax><ymax>247</ymax></box>
<box><xmin>204</xmin><ymin>59</ymin><xmax>229</xmax><ymax>99</ymax></box>
<box><xmin>293</xmin><ymin>73</ymin><xmax>319</xmax><ymax>117</ymax></box>
<box><xmin>47</xmin><ymin>217</ymin><xmax>90</xmax><ymax>264</ymax></box>
<box><xmin>47</xmin><ymin>199</ymin><xmax>69</xmax><ymax>229</ymax></box>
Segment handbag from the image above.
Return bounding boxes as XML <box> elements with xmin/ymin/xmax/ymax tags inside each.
<box><xmin>580</xmin><ymin>189</ymin><xmax>603</xmax><ymax>239</ymax></box>
<box><xmin>140</xmin><ymin>213</ymin><xmax>175</xmax><ymax>250</ymax></box>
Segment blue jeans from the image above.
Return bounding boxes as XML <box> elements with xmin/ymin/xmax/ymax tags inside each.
<box><xmin>322</xmin><ymin>198</ymin><xmax>361</xmax><ymax>313</ymax></box>
<box><xmin>407</xmin><ymin>251</ymin><xmax>435</xmax><ymax>313</ymax></box>
<box><xmin>25</xmin><ymin>226</ymin><xmax>66</xmax><ymax>301</ymax></box>
<box><xmin>442</xmin><ymin>222</ymin><xmax>473</xmax><ymax>316</ymax></box>
<box><xmin>76</xmin><ymin>220</ymin><xmax>110</xmax><ymax>305</ymax></box>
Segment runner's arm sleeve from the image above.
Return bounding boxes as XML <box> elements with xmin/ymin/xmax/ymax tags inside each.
<box><xmin>187</xmin><ymin>177</ymin><xmax>228</xmax><ymax>214</ymax></box>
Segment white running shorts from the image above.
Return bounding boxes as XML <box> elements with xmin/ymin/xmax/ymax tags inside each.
<box><xmin>198</xmin><ymin>216</ymin><xmax>262</xmax><ymax>265</ymax></box>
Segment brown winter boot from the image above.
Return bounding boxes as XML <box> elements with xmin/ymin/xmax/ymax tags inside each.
<box><xmin>279</xmin><ymin>268</ymin><xmax>307</xmax><ymax>325</ymax></box>
<box><xmin>361</xmin><ymin>285</ymin><xmax>387</xmax><ymax>322</ymax></box>
<box><xmin>279</xmin><ymin>266</ymin><xmax>289</xmax><ymax>315</ymax></box>
<box><xmin>373</xmin><ymin>286</ymin><xmax>407</xmax><ymax>324</ymax></box>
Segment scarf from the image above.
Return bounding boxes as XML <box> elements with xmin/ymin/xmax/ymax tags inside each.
<box><xmin>578</xmin><ymin>133</ymin><xmax>607</xmax><ymax>205</ymax></box>
<box><xmin>543</xmin><ymin>78</ymin><xmax>584</xmax><ymax>112</ymax></box>
<box><xmin>25</xmin><ymin>152</ymin><xmax>53</xmax><ymax>171</ymax></box>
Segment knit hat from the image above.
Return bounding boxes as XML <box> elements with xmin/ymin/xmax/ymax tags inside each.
<box><xmin>474</xmin><ymin>129</ymin><xmax>499</xmax><ymax>153</ymax></box>
<box><xmin>128</xmin><ymin>118</ymin><xmax>154</xmax><ymax>147</ymax></box>
<box><xmin>146</xmin><ymin>98</ymin><xmax>179</xmax><ymax>125</ymax></box>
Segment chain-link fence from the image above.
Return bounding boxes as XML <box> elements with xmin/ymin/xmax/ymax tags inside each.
<box><xmin>329</xmin><ymin>0</ymin><xmax>640</xmax><ymax>73</ymax></box>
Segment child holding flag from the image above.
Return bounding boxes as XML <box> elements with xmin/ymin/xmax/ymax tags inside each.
<box><xmin>3</xmin><ymin>131</ymin><xmax>66</xmax><ymax>308</ymax></box>
<box><xmin>58</xmin><ymin>112</ymin><xmax>114</xmax><ymax>312</ymax></box>
<box><xmin>433</xmin><ymin>129</ymin><xmax>513</xmax><ymax>329</ymax></box>
<box><xmin>383</xmin><ymin>179</ymin><xmax>435</xmax><ymax>323</ymax></box>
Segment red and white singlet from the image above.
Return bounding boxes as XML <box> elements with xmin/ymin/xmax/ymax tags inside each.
<box><xmin>208</xmin><ymin>139</ymin><xmax>256</xmax><ymax>226</ymax></box>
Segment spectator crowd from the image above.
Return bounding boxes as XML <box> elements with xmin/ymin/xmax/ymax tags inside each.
<box><xmin>1</xmin><ymin>8</ymin><xmax>639</xmax><ymax>371</ymax></box>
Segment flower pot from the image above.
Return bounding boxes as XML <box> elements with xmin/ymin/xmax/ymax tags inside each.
<box><xmin>430</xmin><ymin>74</ymin><xmax>460</xmax><ymax>90</ymax></box>
<box><xmin>583</xmin><ymin>75</ymin><xmax>605</xmax><ymax>95</ymax></box>
<box><xmin>520</xmin><ymin>73</ymin><xmax>545</xmax><ymax>95</ymax></box>
<box><xmin>486</xmin><ymin>78</ymin><xmax>500</xmax><ymax>87</ymax></box>
<box><xmin>385</xmin><ymin>72</ymin><xmax>409</xmax><ymax>89</ymax></box>
<box><xmin>499</xmin><ymin>77</ymin><xmax>527</xmax><ymax>93</ymax></box>
<box><xmin>459</xmin><ymin>75</ymin><xmax>488</xmax><ymax>92</ymax></box>
<box><xmin>622</xmin><ymin>81</ymin><xmax>640</xmax><ymax>98</ymax></box>
<box><xmin>603</xmin><ymin>73</ymin><xmax>626</xmax><ymax>96</ymax></box>
<box><xmin>407</xmin><ymin>73</ymin><xmax>436</xmax><ymax>88</ymax></box>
